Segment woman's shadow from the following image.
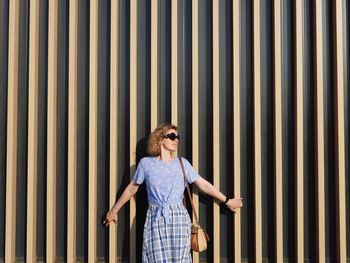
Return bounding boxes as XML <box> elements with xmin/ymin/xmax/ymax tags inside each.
<box><xmin>101</xmin><ymin>136</ymin><xmax>149</xmax><ymax>261</ymax></box>
<box><xmin>134</xmin><ymin>136</ymin><xmax>149</xmax><ymax>261</ymax></box>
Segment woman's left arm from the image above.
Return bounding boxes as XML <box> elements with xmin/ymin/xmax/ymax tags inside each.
<box><xmin>193</xmin><ymin>177</ymin><xmax>243</xmax><ymax>212</ymax></box>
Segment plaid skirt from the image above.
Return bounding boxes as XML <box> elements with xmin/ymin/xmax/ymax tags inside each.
<box><xmin>142</xmin><ymin>202</ymin><xmax>192</xmax><ymax>263</ymax></box>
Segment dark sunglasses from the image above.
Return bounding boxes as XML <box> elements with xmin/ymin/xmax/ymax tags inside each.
<box><xmin>163</xmin><ymin>133</ymin><xmax>180</xmax><ymax>141</ymax></box>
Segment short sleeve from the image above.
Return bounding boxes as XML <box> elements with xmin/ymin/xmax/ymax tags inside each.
<box><xmin>132</xmin><ymin>160</ymin><xmax>145</xmax><ymax>185</ymax></box>
<box><xmin>182</xmin><ymin>158</ymin><xmax>200</xmax><ymax>184</ymax></box>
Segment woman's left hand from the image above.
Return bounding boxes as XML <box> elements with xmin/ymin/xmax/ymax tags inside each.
<box><xmin>226</xmin><ymin>198</ymin><xmax>243</xmax><ymax>213</ymax></box>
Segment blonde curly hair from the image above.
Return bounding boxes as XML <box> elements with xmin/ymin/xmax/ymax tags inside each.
<box><xmin>148</xmin><ymin>123</ymin><xmax>178</xmax><ymax>156</ymax></box>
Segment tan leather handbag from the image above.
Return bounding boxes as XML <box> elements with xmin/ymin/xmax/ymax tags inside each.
<box><xmin>179</xmin><ymin>157</ymin><xmax>210</xmax><ymax>252</ymax></box>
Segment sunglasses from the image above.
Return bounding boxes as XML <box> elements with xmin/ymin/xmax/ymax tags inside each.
<box><xmin>163</xmin><ymin>133</ymin><xmax>180</xmax><ymax>141</ymax></box>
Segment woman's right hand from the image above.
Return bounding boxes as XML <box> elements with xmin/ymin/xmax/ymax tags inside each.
<box><xmin>226</xmin><ymin>198</ymin><xmax>243</xmax><ymax>213</ymax></box>
<box><xmin>103</xmin><ymin>209</ymin><xmax>118</xmax><ymax>227</ymax></box>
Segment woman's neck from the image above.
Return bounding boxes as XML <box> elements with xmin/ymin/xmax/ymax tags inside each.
<box><xmin>158</xmin><ymin>151</ymin><xmax>174</xmax><ymax>162</ymax></box>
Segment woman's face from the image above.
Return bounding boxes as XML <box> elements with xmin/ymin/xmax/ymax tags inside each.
<box><xmin>161</xmin><ymin>129</ymin><xmax>179</xmax><ymax>153</ymax></box>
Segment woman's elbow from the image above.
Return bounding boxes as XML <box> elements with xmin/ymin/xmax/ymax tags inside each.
<box><xmin>128</xmin><ymin>182</ymin><xmax>139</xmax><ymax>196</ymax></box>
<box><xmin>196</xmin><ymin>180</ymin><xmax>211</xmax><ymax>194</ymax></box>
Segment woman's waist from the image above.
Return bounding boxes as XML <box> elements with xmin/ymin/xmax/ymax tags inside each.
<box><xmin>148</xmin><ymin>200</ymin><xmax>185</xmax><ymax>210</ymax></box>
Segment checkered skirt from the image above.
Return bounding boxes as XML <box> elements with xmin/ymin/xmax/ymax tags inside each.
<box><xmin>142</xmin><ymin>203</ymin><xmax>192</xmax><ymax>262</ymax></box>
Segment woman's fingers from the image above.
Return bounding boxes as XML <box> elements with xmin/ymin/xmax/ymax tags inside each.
<box><xmin>233</xmin><ymin>198</ymin><xmax>243</xmax><ymax>208</ymax></box>
<box><xmin>226</xmin><ymin>198</ymin><xmax>243</xmax><ymax>213</ymax></box>
<box><xmin>103</xmin><ymin>219</ymin><xmax>110</xmax><ymax>227</ymax></box>
<box><xmin>103</xmin><ymin>212</ymin><xmax>118</xmax><ymax>227</ymax></box>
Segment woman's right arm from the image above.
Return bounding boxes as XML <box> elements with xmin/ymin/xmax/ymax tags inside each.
<box><xmin>104</xmin><ymin>180</ymin><xmax>140</xmax><ymax>226</ymax></box>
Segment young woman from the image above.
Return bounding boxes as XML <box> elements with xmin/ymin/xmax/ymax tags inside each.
<box><xmin>104</xmin><ymin>123</ymin><xmax>243</xmax><ymax>262</ymax></box>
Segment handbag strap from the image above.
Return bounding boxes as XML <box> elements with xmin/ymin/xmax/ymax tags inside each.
<box><xmin>178</xmin><ymin>157</ymin><xmax>199</xmax><ymax>225</ymax></box>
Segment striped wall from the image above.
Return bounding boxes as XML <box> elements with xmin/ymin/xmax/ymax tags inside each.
<box><xmin>0</xmin><ymin>0</ymin><xmax>349</xmax><ymax>262</ymax></box>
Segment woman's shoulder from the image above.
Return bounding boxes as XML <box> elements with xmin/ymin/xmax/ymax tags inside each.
<box><xmin>178</xmin><ymin>156</ymin><xmax>191</xmax><ymax>165</ymax></box>
<box><xmin>138</xmin><ymin>156</ymin><xmax>155</xmax><ymax>165</ymax></box>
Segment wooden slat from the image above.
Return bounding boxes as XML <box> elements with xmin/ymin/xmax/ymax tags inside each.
<box><xmin>192</xmin><ymin>0</ymin><xmax>199</xmax><ymax>261</ymax></box>
<box><xmin>314</xmin><ymin>0</ymin><xmax>326</xmax><ymax>262</ymax></box>
<box><xmin>109</xmin><ymin>0</ymin><xmax>119</xmax><ymax>261</ymax></box>
<box><xmin>212</xmin><ymin>0</ymin><xmax>220</xmax><ymax>261</ymax></box>
<box><xmin>253</xmin><ymin>0</ymin><xmax>262</xmax><ymax>261</ymax></box>
<box><xmin>5</xmin><ymin>1</ymin><xmax>19</xmax><ymax>262</ymax></box>
<box><xmin>151</xmin><ymin>0</ymin><xmax>158</xmax><ymax>130</ymax></box>
<box><xmin>27</xmin><ymin>0</ymin><xmax>40</xmax><ymax>260</ymax></box>
<box><xmin>334</xmin><ymin>0</ymin><xmax>347</xmax><ymax>262</ymax></box>
<box><xmin>171</xmin><ymin>0</ymin><xmax>178</xmax><ymax>125</ymax></box>
<box><xmin>67</xmin><ymin>0</ymin><xmax>78</xmax><ymax>261</ymax></box>
<box><xmin>232</xmin><ymin>0</ymin><xmax>241</xmax><ymax>262</ymax></box>
<box><xmin>273</xmin><ymin>0</ymin><xmax>283</xmax><ymax>261</ymax></box>
<box><xmin>130</xmin><ymin>0</ymin><xmax>138</xmax><ymax>262</ymax></box>
<box><xmin>46</xmin><ymin>0</ymin><xmax>58</xmax><ymax>261</ymax></box>
<box><xmin>295</xmin><ymin>0</ymin><xmax>304</xmax><ymax>261</ymax></box>
<box><xmin>88</xmin><ymin>0</ymin><xmax>98</xmax><ymax>261</ymax></box>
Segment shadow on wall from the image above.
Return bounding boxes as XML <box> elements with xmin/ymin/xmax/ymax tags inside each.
<box><xmin>99</xmin><ymin>136</ymin><xmax>149</xmax><ymax>261</ymax></box>
<box><xmin>135</xmin><ymin>136</ymin><xmax>149</xmax><ymax>261</ymax></box>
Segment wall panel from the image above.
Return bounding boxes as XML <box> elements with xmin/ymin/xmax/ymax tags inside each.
<box><xmin>159</xmin><ymin>0</ymin><xmax>171</xmax><ymax>123</ymax></box>
<box><xmin>116</xmin><ymin>0</ymin><xmax>130</xmax><ymax>261</ymax></box>
<box><xmin>260</xmin><ymin>0</ymin><xmax>274</xmax><ymax>261</ymax></box>
<box><xmin>273</xmin><ymin>0</ymin><xmax>283</xmax><ymax>261</ymax></box>
<box><xmin>281</xmin><ymin>0</ymin><xmax>295</xmax><ymax>260</ymax></box>
<box><xmin>37</xmin><ymin>0</ymin><xmax>49</xmax><ymax>261</ymax></box>
<box><xmin>67</xmin><ymin>0</ymin><xmax>78</xmax><ymax>261</ymax></box>
<box><xmin>16</xmin><ymin>0</ymin><xmax>29</xmax><ymax>259</ymax></box>
<box><xmin>191</xmin><ymin>0</ymin><xmax>200</xmax><ymax>262</ymax></box>
<box><xmin>0</xmin><ymin>0</ymin><xmax>8</xmax><ymax>258</ymax></box>
<box><xmin>0</xmin><ymin>0</ymin><xmax>348</xmax><ymax>262</ymax></box>
<box><xmin>76</xmin><ymin>0</ymin><xmax>89</xmax><ymax>259</ymax></box>
<box><xmin>314</xmin><ymin>0</ymin><xmax>326</xmax><ymax>261</ymax></box>
<box><xmin>46</xmin><ymin>0</ymin><xmax>58</xmax><ymax>261</ymax></box>
<box><xmin>232</xmin><ymin>0</ymin><xmax>241</xmax><ymax>261</ymax></box>
<box><xmin>239</xmin><ymin>0</ymin><xmax>254</xmax><ymax>261</ymax></box>
<box><xmin>55</xmin><ymin>0</ymin><xmax>69</xmax><ymax>259</ymax></box>
<box><xmin>346</xmin><ymin>0</ymin><xmax>350</xmax><ymax>259</ymax></box>
<box><xmin>177</xmin><ymin>0</ymin><xmax>192</xmax><ymax>157</ymax></box>
<box><xmin>219</xmin><ymin>1</ymin><xmax>234</xmax><ymax>261</ymax></box>
<box><xmin>198</xmin><ymin>1</ymin><xmax>213</xmax><ymax>262</ymax></box>
<box><xmin>334</xmin><ymin>0</ymin><xmax>347</xmax><ymax>261</ymax></box>
<box><xmin>129</xmin><ymin>0</ymin><xmax>138</xmax><ymax>262</ymax></box>
<box><xmin>150</xmin><ymin>0</ymin><xmax>158</xmax><ymax>129</ymax></box>
<box><xmin>4</xmin><ymin>0</ymin><xmax>18</xmax><ymax>262</ymax></box>
<box><xmin>303</xmin><ymin>1</ymin><xmax>316</xmax><ymax>262</ymax></box>
<box><xmin>109</xmin><ymin>0</ymin><xmax>119</xmax><ymax>261</ymax></box>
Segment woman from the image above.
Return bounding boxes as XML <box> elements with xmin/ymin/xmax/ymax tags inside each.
<box><xmin>104</xmin><ymin>123</ymin><xmax>243</xmax><ymax>262</ymax></box>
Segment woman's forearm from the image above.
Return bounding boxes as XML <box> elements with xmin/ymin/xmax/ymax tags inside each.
<box><xmin>111</xmin><ymin>182</ymin><xmax>138</xmax><ymax>213</ymax></box>
<box><xmin>196</xmin><ymin>179</ymin><xmax>226</xmax><ymax>203</ymax></box>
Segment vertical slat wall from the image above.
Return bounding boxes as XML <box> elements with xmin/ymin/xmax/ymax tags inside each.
<box><xmin>315</xmin><ymin>0</ymin><xmax>326</xmax><ymax>262</ymax></box>
<box><xmin>109</xmin><ymin>0</ymin><xmax>119</xmax><ymax>262</ymax></box>
<box><xmin>26</xmin><ymin>0</ymin><xmax>40</xmax><ymax>261</ymax></box>
<box><xmin>212</xmin><ymin>0</ymin><xmax>220</xmax><ymax>262</ymax></box>
<box><xmin>0</xmin><ymin>0</ymin><xmax>349</xmax><ymax>262</ymax></box>
<box><xmin>171</xmin><ymin>0</ymin><xmax>178</xmax><ymax>125</ymax></box>
<box><xmin>129</xmin><ymin>0</ymin><xmax>138</xmax><ymax>262</ymax></box>
<box><xmin>233</xmin><ymin>0</ymin><xmax>241</xmax><ymax>262</ymax></box>
<box><xmin>88</xmin><ymin>0</ymin><xmax>98</xmax><ymax>262</ymax></box>
<box><xmin>5</xmin><ymin>0</ymin><xmax>19</xmax><ymax>262</ymax></box>
<box><xmin>334</xmin><ymin>0</ymin><xmax>347</xmax><ymax>262</ymax></box>
<box><xmin>273</xmin><ymin>0</ymin><xmax>283</xmax><ymax>262</ymax></box>
<box><xmin>192</xmin><ymin>0</ymin><xmax>200</xmax><ymax>262</ymax></box>
<box><xmin>151</xmin><ymin>0</ymin><xmax>158</xmax><ymax>130</ymax></box>
<box><xmin>253</xmin><ymin>0</ymin><xmax>263</xmax><ymax>261</ymax></box>
<box><xmin>295</xmin><ymin>0</ymin><xmax>305</xmax><ymax>261</ymax></box>
<box><xmin>46</xmin><ymin>0</ymin><xmax>58</xmax><ymax>261</ymax></box>
<box><xmin>67</xmin><ymin>0</ymin><xmax>78</xmax><ymax>262</ymax></box>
